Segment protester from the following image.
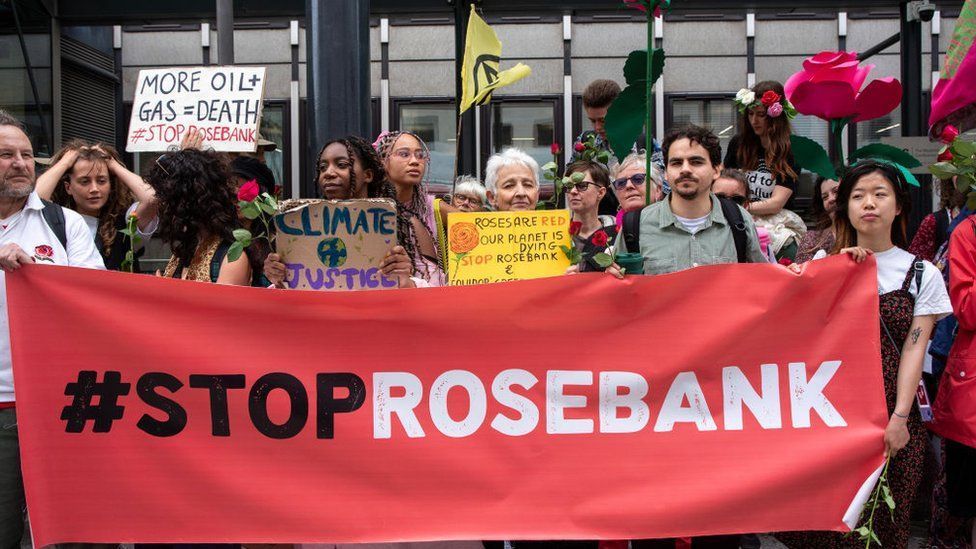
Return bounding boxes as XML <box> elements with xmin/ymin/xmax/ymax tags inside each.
<box><xmin>724</xmin><ymin>81</ymin><xmax>800</xmax><ymax>216</ymax></box>
<box><xmin>0</xmin><ymin>111</ymin><xmax>104</xmax><ymax>548</ymax></box>
<box><xmin>484</xmin><ymin>147</ymin><xmax>540</xmax><ymax>211</ymax></box>
<box><xmin>374</xmin><ymin>130</ymin><xmax>444</xmax><ymax>284</ymax></box>
<box><xmin>611</xmin><ymin>125</ymin><xmax>766</xmax><ymax>277</ymax></box>
<box><xmin>909</xmin><ymin>177</ymin><xmax>967</xmax><ymax>262</ymax></box>
<box><xmin>794</xmin><ymin>177</ymin><xmax>840</xmax><ymax>263</ymax></box>
<box><xmin>263</xmin><ymin>135</ymin><xmax>422</xmax><ymax>289</ymax></box>
<box><xmin>779</xmin><ymin>160</ymin><xmax>952</xmax><ymax>549</ymax></box>
<box><xmin>711</xmin><ymin>168</ymin><xmax>749</xmax><ymax>206</ymax></box>
<box><xmin>36</xmin><ymin>140</ymin><xmax>158</xmax><ymax>271</ymax></box>
<box><xmin>145</xmin><ymin>149</ymin><xmax>251</xmax><ymax>285</ymax></box>
<box><xmin>611</xmin><ymin>152</ymin><xmax>663</xmax><ymax>222</ymax></box>
<box><xmin>930</xmin><ymin>210</ymin><xmax>976</xmax><ymax>548</ymax></box>
<box><xmin>565</xmin><ymin>160</ymin><xmax>616</xmax><ymax>272</ymax></box>
<box><xmin>450</xmin><ymin>175</ymin><xmax>487</xmax><ymax>212</ymax></box>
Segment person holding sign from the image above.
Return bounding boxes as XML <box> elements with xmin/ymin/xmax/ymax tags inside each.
<box><xmin>779</xmin><ymin>160</ymin><xmax>951</xmax><ymax>549</ymax></box>
<box><xmin>36</xmin><ymin>140</ymin><xmax>158</xmax><ymax>271</ymax></box>
<box><xmin>484</xmin><ymin>148</ymin><xmax>541</xmax><ymax>211</ymax></box>
<box><xmin>374</xmin><ymin>130</ymin><xmax>445</xmax><ymax>285</ymax></box>
<box><xmin>263</xmin><ymin>135</ymin><xmax>421</xmax><ymax>289</ymax></box>
<box><xmin>566</xmin><ymin>160</ymin><xmax>617</xmax><ymax>273</ymax></box>
<box><xmin>145</xmin><ymin>149</ymin><xmax>251</xmax><ymax>285</ymax></box>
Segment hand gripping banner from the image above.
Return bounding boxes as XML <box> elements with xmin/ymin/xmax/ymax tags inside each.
<box><xmin>7</xmin><ymin>257</ymin><xmax>887</xmax><ymax>546</ymax></box>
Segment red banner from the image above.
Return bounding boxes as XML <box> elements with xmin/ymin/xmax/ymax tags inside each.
<box><xmin>8</xmin><ymin>258</ymin><xmax>886</xmax><ymax>546</ymax></box>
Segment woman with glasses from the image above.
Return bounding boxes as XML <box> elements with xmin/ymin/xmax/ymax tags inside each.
<box><xmin>566</xmin><ymin>160</ymin><xmax>617</xmax><ymax>272</ymax></box>
<box><xmin>36</xmin><ymin>140</ymin><xmax>158</xmax><ymax>271</ymax></box>
<box><xmin>263</xmin><ymin>135</ymin><xmax>422</xmax><ymax>289</ymax></box>
<box><xmin>610</xmin><ymin>152</ymin><xmax>663</xmax><ymax>225</ymax></box>
<box><xmin>374</xmin><ymin>130</ymin><xmax>444</xmax><ymax>285</ymax></box>
<box><xmin>778</xmin><ymin>161</ymin><xmax>951</xmax><ymax>549</ymax></box>
<box><xmin>450</xmin><ymin>176</ymin><xmax>487</xmax><ymax>212</ymax></box>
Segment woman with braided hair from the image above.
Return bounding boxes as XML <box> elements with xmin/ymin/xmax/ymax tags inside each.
<box><xmin>373</xmin><ymin>130</ymin><xmax>445</xmax><ymax>285</ymax></box>
<box><xmin>263</xmin><ymin>135</ymin><xmax>422</xmax><ymax>288</ymax></box>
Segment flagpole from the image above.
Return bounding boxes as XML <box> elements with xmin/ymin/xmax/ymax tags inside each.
<box><xmin>452</xmin><ymin>112</ymin><xmax>464</xmax><ymax>195</ymax></box>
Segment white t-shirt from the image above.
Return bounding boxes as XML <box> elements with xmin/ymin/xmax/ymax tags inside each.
<box><xmin>814</xmin><ymin>246</ymin><xmax>952</xmax><ymax>318</ymax></box>
<box><xmin>674</xmin><ymin>214</ymin><xmax>709</xmax><ymax>235</ymax></box>
<box><xmin>79</xmin><ymin>202</ymin><xmax>158</xmax><ymax>242</ymax></box>
<box><xmin>0</xmin><ymin>193</ymin><xmax>105</xmax><ymax>402</ymax></box>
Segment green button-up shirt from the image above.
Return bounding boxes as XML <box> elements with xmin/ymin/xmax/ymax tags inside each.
<box><xmin>617</xmin><ymin>194</ymin><xmax>767</xmax><ymax>275</ymax></box>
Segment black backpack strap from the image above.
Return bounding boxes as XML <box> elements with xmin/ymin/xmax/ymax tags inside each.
<box><xmin>935</xmin><ymin>208</ymin><xmax>950</xmax><ymax>251</ymax></box>
<box><xmin>623</xmin><ymin>209</ymin><xmax>642</xmax><ymax>253</ymax></box>
<box><xmin>914</xmin><ymin>258</ymin><xmax>925</xmax><ymax>294</ymax></box>
<box><xmin>40</xmin><ymin>199</ymin><xmax>67</xmax><ymax>251</ymax></box>
<box><xmin>717</xmin><ymin>196</ymin><xmax>748</xmax><ymax>263</ymax></box>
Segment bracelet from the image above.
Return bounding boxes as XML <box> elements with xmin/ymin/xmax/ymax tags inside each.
<box><xmin>892</xmin><ymin>410</ymin><xmax>909</xmax><ymax>419</ymax></box>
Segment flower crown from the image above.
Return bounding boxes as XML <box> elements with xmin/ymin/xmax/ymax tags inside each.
<box><xmin>734</xmin><ymin>89</ymin><xmax>798</xmax><ymax>120</ymax></box>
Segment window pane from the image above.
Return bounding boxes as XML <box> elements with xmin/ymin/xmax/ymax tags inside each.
<box><xmin>399</xmin><ymin>103</ymin><xmax>456</xmax><ymax>192</ymax></box>
<box><xmin>491</xmin><ymin>103</ymin><xmax>555</xmax><ymax>173</ymax></box>
<box><xmin>671</xmin><ymin>98</ymin><xmax>737</xmax><ymax>155</ymax></box>
<box><xmin>260</xmin><ymin>104</ymin><xmax>284</xmax><ymax>189</ymax></box>
<box><xmin>856</xmin><ymin>106</ymin><xmax>902</xmax><ymax>146</ymax></box>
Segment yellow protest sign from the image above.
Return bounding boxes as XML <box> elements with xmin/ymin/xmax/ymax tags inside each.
<box><xmin>447</xmin><ymin>210</ymin><xmax>572</xmax><ymax>285</ymax></box>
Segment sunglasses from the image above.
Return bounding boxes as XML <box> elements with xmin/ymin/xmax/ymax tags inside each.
<box><xmin>714</xmin><ymin>192</ymin><xmax>747</xmax><ymax>205</ymax></box>
<box><xmin>612</xmin><ymin>173</ymin><xmax>647</xmax><ymax>190</ymax></box>
<box><xmin>566</xmin><ymin>181</ymin><xmax>600</xmax><ymax>193</ymax></box>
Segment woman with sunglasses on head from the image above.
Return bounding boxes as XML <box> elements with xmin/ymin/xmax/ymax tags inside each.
<box><xmin>36</xmin><ymin>140</ymin><xmax>158</xmax><ymax>271</ymax></box>
<box><xmin>777</xmin><ymin>160</ymin><xmax>951</xmax><ymax>549</ymax></box>
<box><xmin>262</xmin><ymin>135</ymin><xmax>424</xmax><ymax>289</ymax></box>
<box><xmin>565</xmin><ymin>160</ymin><xmax>616</xmax><ymax>272</ymax></box>
<box><xmin>373</xmin><ymin>130</ymin><xmax>445</xmax><ymax>285</ymax></box>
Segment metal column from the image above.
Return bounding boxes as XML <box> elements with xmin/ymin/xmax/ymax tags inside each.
<box><xmin>216</xmin><ymin>0</ymin><xmax>234</xmax><ymax>65</ymax></box>
<box><xmin>454</xmin><ymin>0</ymin><xmax>477</xmax><ymax>178</ymax></box>
<box><xmin>305</xmin><ymin>0</ymin><xmax>371</xmax><ymax>198</ymax></box>
<box><xmin>900</xmin><ymin>1</ymin><xmax>929</xmax><ymax>230</ymax></box>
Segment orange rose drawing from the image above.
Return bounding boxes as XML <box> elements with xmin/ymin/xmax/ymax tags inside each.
<box><xmin>449</xmin><ymin>222</ymin><xmax>480</xmax><ymax>254</ymax></box>
<box><xmin>449</xmin><ymin>222</ymin><xmax>480</xmax><ymax>281</ymax></box>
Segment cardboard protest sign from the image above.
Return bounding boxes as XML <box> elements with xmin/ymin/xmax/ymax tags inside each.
<box><xmin>126</xmin><ymin>66</ymin><xmax>266</xmax><ymax>152</ymax></box>
<box><xmin>447</xmin><ymin>210</ymin><xmax>571</xmax><ymax>285</ymax></box>
<box><xmin>273</xmin><ymin>198</ymin><xmax>398</xmax><ymax>291</ymax></box>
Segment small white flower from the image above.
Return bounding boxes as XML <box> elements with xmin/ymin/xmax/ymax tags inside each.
<box><xmin>735</xmin><ymin>89</ymin><xmax>756</xmax><ymax>106</ymax></box>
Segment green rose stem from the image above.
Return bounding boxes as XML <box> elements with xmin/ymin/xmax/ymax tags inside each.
<box><xmin>830</xmin><ymin>118</ymin><xmax>852</xmax><ymax>178</ymax></box>
<box><xmin>645</xmin><ymin>12</ymin><xmax>653</xmax><ymax>205</ymax></box>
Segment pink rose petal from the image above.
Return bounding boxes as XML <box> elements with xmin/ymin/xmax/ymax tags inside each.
<box><xmin>852</xmin><ymin>77</ymin><xmax>903</xmax><ymax>122</ymax></box>
<box><xmin>789</xmin><ymin>80</ymin><xmax>858</xmax><ymax>120</ymax></box>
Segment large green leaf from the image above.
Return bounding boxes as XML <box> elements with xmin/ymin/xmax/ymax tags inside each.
<box><xmin>623</xmin><ymin>50</ymin><xmax>647</xmax><ymax>85</ymax></box>
<box><xmin>929</xmin><ymin>161</ymin><xmax>959</xmax><ymax>180</ymax></box>
<box><xmin>893</xmin><ymin>162</ymin><xmax>921</xmax><ymax>187</ymax></box>
<box><xmin>850</xmin><ymin>143</ymin><xmax>922</xmax><ymax>168</ymax></box>
<box><xmin>605</xmin><ymin>85</ymin><xmax>646</xmax><ymax>161</ymax></box>
<box><xmin>790</xmin><ymin>135</ymin><xmax>836</xmax><ymax>180</ymax></box>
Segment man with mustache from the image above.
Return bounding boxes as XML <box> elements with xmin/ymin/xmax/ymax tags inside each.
<box><xmin>0</xmin><ymin>111</ymin><xmax>103</xmax><ymax>547</ymax></box>
<box><xmin>611</xmin><ymin>125</ymin><xmax>765</xmax><ymax>277</ymax></box>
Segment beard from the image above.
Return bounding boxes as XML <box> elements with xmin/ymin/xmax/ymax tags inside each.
<box><xmin>672</xmin><ymin>179</ymin><xmax>701</xmax><ymax>200</ymax></box>
<box><xmin>0</xmin><ymin>174</ymin><xmax>33</xmax><ymax>198</ymax></box>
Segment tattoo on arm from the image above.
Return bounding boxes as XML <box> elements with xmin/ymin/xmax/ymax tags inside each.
<box><xmin>910</xmin><ymin>327</ymin><xmax>922</xmax><ymax>345</ymax></box>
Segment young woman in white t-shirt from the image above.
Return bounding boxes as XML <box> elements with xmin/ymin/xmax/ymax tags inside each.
<box><xmin>782</xmin><ymin>160</ymin><xmax>952</xmax><ymax>549</ymax></box>
<box><xmin>36</xmin><ymin>140</ymin><xmax>157</xmax><ymax>271</ymax></box>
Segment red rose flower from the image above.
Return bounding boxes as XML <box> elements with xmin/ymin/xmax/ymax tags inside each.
<box><xmin>569</xmin><ymin>221</ymin><xmax>582</xmax><ymax>236</ymax></box>
<box><xmin>778</xmin><ymin>257</ymin><xmax>793</xmax><ymax>266</ymax></box>
<box><xmin>34</xmin><ymin>245</ymin><xmax>53</xmax><ymax>258</ymax></box>
<box><xmin>938</xmin><ymin>149</ymin><xmax>954</xmax><ymax>163</ymax></box>
<box><xmin>940</xmin><ymin>125</ymin><xmax>960</xmax><ymax>145</ymax></box>
<box><xmin>761</xmin><ymin>91</ymin><xmax>781</xmax><ymax>107</ymax></box>
<box><xmin>550</xmin><ymin>143</ymin><xmax>561</xmax><ymax>155</ymax></box>
<box><xmin>237</xmin><ymin>179</ymin><xmax>259</xmax><ymax>202</ymax></box>
<box><xmin>591</xmin><ymin>230</ymin><xmax>609</xmax><ymax>247</ymax></box>
<box><xmin>574</xmin><ymin>142</ymin><xmax>586</xmax><ymax>153</ymax></box>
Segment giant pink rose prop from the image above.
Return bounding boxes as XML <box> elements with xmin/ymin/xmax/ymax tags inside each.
<box><xmin>784</xmin><ymin>51</ymin><xmax>902</xmax><ymax>123</ymax></box>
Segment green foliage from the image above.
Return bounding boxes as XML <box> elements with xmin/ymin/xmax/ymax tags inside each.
<box><xmin>605</xmin><ymin>48</ymin><xmax>665</xmax><ymax>162</ymax></box>
<box><xmin>592</xmin><ymin>252</ymin><xmax>613</xmax><ymax>268</ymax></box>
<box><xmin>560</xmin><ymin>244</ymin><xmax>581</xmax><ymax>265</ymax></box>
<box><xmin>790</xmin><ymin>135</ymin><xmax>836</xmax><ymax>180</ymax></box>
<box><xmin>850</xmin><ymin>143</ymin><xmax>922</xmax><ymax>169</ymax></box>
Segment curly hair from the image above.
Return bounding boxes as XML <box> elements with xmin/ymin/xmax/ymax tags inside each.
<box><xmin>735</xmin><ymin>80</ymin><xmax>798</xmax><ymax>182</ymax></box>
<box><xmin>145</xmin><ymin>149</ymin><xmax>240</xmax><ymax>267</ymax></box>
<box><xmin>315</xmin><ymin>136</ymin><xmax>417</xmax><ymax>274</ymax></box>
<box><xmin>50</xmin><ymin>140</ymin><xmax>134</xmax><ymax>258</ymax></box>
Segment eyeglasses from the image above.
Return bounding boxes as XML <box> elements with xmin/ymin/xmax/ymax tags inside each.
<box><xmin>154</xmin><ymin>154</ymin><xmax>172</xmax><ymax>177</ymax></box>
<box><xmin>392</xmin><ymin>149</ymin><xmax>430</xmax><ymax>161</ymax></box>
<box><xmin>612</xmin><ymin>173</ymin><xmax>647</xmax><ymax>190</ymax></box>
<box><xmin>715</xmin><ymin>193</ymin><xmax>747</xmax><ymax>205</ymax></box>
<box><xmin>566</xmin><ymin>181</ymin><xmax>600</xmax><ymax>193</ymax></box>
<box><xmin>453</xmin><ymin>194</ymin><xmax>482</xmax><ymax>206</ymax></box>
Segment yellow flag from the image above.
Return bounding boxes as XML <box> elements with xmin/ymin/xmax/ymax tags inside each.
<box><xmin>459</xmin><ymin>5</ymin><xmax>531</xmax><ymax>113</ymax></box>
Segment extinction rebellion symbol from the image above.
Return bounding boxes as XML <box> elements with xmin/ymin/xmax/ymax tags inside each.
<box><xmin>472</xmin><ymin>54</ymin><xmax>500</xmax><ymax>104</ymax></box>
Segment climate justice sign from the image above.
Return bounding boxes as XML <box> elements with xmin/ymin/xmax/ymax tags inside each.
<box><xmin>126</xmin><ymin>66</ymin><xmax>266</xmax><ymax>152</ymax></box>
<box><xmin>8</xmin><ymin>257</ymin><xmax>887</xmax><ymax>546</ymax></box>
